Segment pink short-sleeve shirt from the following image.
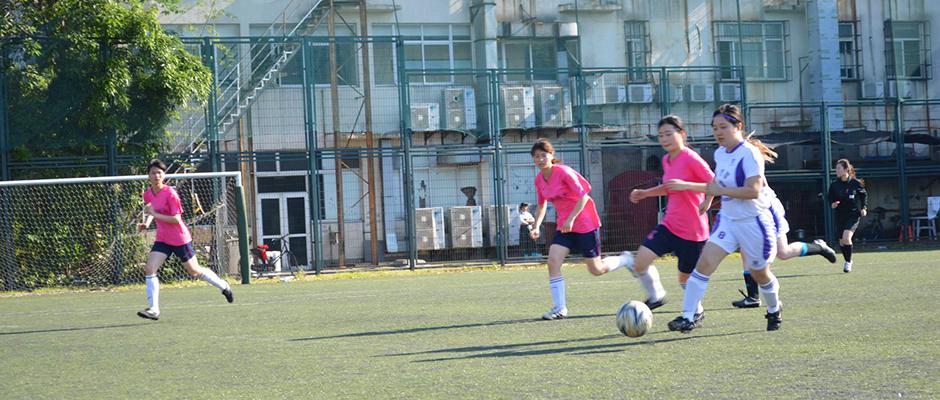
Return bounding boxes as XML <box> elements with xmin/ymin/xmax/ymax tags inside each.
<box><xmin>143</xmin><ymin>186</ymin><xmax>192</xmax><ymax>246</ymax></box>
<box><xmin>661</xmin><ymin>148</ymin><xmax>715</xmax><ymax>241</ymax></box>
<box><xmin>535</xmin><ymin>164</ymin><xmax>602</xmax><ymax>233</ymax></box>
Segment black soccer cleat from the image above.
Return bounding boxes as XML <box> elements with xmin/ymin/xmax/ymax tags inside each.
<box><xmin>765</xmin><ymin>308</ymin><xmax>782</xmax><ymax>331</ymax></box>
<box><xmin>815</xmin><ymin>239</ymin><xmax>838</xmax><ymax>264</ymax></box>
<box><xmin>667</xmin><ymin>315</ymin><xmax>699</xmax><ymax>333</ymax></box>
<box><xmin>645</xmin><ymin>296</ymin><xmax>668</xmax><ymax>311</ymax></box>
<box><xmin>693</xmin><ymin>311</ymin><xmax>705</xmax><ymax>325</ymax></box>
<box><xmin>137</xmin><ymin>308</ymin><xmax>160</xmax><ymax>321</ymax></box>
<box><xmin>732</xmin><ymin>289</ymin><xmax>761</xmax><ymax>308</ymax></box>
<box><xmin>222</xmin><ymin>288</ymin><xmax>234</xmax><ymax>303</ymax></box>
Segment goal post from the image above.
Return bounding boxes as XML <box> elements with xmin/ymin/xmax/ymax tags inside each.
<box><xmin>0</xmin><ymin>172</ymin><xmax>250</xmax><ymax>291</ymax></box>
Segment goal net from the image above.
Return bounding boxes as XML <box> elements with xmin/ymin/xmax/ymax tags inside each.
<box><xmin>0</xmin><ymin>172</ymin><xmax>247</xmax><ymax>291</ymax></box>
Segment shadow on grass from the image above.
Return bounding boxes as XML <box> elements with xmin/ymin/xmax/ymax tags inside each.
<box><xmin>394</xmin><ymin>330</ymin><xmax>758</xmax><ymax>362</ymax></box>
<box><xmin>288</xmin><ymin>314</ymin><xmax>611</xmax><ymax>342</ymax></box>
<box><xmin>0</xmin><ymin>323</ymin><xmax>150</xmax><ymax>336</ymax></box>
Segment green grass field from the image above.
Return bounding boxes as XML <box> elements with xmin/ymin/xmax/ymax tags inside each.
<box><xmin>2</xmin><ymin>250</ymin><xmax>939</xmax><ymax>399</ymax></box>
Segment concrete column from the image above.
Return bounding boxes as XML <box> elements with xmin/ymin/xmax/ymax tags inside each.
<box><xmin>806</xmin><ymin>0</ymin><xmax>844</xmax><ymax>130</ymax></box>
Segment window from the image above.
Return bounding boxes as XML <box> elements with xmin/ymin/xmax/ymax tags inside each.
<box><xmin>624</xmin><ymin>21</ymin><xmax>650</xmax><ymax>82</ymax></box>
<box><xmin>885</xmin><ymin>21</ymin><xmax>930</xmax><ymax>80</ymax></box>
<box><xmin>499</xmin><ymin>38</ymin><xmax>558</xmax><ymax>81</ymax></box>
<box><xmin>715</xmin><ymin>21</ymin><xmax>789</xmax><ymax>80</ymax></box>
<box><xmin>839</xmin><ymin>22</ymin><xmax>861</xmax><ymax>80</ymax></box>
<box><xmin>373</xmin><ymin>24</ymin><xmax>472</xmax><ymax>85</ymax></box>
<box><xmin>249</xmin><ymin>25</ymin><xmax>359</xmax><ymax>86</ymax></box>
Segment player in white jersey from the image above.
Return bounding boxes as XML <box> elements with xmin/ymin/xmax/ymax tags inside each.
<box><xmin>731</xmin><ymin>193</ymin><xmax>838</xmax><ymax>308</ymax></box>
<box><xmin>667</xmin><ymin>104</ymin><xmax>784</xmax><ymax>333</ymax></box>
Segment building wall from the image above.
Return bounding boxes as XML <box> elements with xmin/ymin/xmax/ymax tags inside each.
<box><xmin>160</xmin><ymin>0</ymin><xmax>938</xmax><ymax>263</ymax></box>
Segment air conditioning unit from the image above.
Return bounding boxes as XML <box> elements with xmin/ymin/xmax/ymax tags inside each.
<box><xmin>860</xmin><ymin>81</ymin><xmax>885</xmax><ymax>99</ymax></box>
<box><xmin>501</xmin><ymin>86</ymin><xmax>535</xmax><ymax>129</ymax></box>
<box><xmin>887</xmin><ymin>80</ymin><xmax>913</xmax><ymax>99</ymax></box>
<box><xmin>415</xmin><ymin>207</ymin><xmax>445</xmax><ymax>250</ymax></box>
<box><xmin>442</xmin><ymin>88</ymin><xmax>477</xmax><ymax>131</ymax></box>
<box><xmin>689</xmin><ymin>84</ymin><xmax>715</xmax><ymax>102</ymax></box>
<box><xmin>719</xmin><ymin>83</ymin><xmax>742</xmax><ymax>102</ymax></box>
<box><xmin>448</xmin><ymin>206</ymin><xmax>483</xmax><ymax>248</ymax></box>
<box><xmin>483</xmin><ymin>205</ymin><xmax>520</xmax><ymax>246</ymax></box>
<box><xmin>605</xmin><ymin>85</ymin><xmax>627</xmax><ymax>103</ymax></box>
<box><xmin>667</xmin><ymin>84</ymin><xmax>684</xmax><ymax>103</ymax></box>
<box><xmin>539</xmin><ymin>86</ymin><xmax>572</xmax><ymax>127</ymax></box>
<box><xmin>410</xmin><ymin>103</ymin><xmax>440</xmax><ymax>132</ymax></box>
<box><xmin>627</xmin><ymin>83</ymin><xmax>654</xmax><ymax>103</ymax></box>
<box><xmin>584</xmin><ymin>75</ymin><xmax>607</xmax><ymax>105</ymax></box>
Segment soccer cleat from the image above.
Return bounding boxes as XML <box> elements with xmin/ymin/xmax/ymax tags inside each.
<box><xmin>765</xmin><ymin>308</ymin><xmax>782</xmax><ymax>331</ymax></box>
<box><xmin>815</xmin><ymin>239</ymin><xmax>838</xmax><ymax>263</ymax></box>
<box><xmin>644</xmin><ymin>296</ymin><xmax>668</xmax><ymax>311</ymax></box>
<box><xmin>222</xmin><ymin>288</ymin><xmax>234</xmax><ymax>303</ymax></box>
<box><xmin>541</xmin><ymin>307</ymin><xmax>568</xmax><ymax>320</ymax></box>
<box><xmin>667</xmin><ymin>315</ymin><xmax>698</xmax><ymax>333</ymax></box>
<box><xmin>732</xmin><ymin>289</ymin><xmax>761</xmax><ymax>308</ymax></box>
<box><xmin>137</xmin><ymin>308</ymin><xmax>160</xmax><ymax>321</ymax></box>
<box><xmin>693</xmin><ymin>311</ymin><xmax>705</xmax><ymax>325</ymax></box>
<box><xmin>843</xmin><ymin>261</ymin><xmax>853</xmax><ymax>273</ymax></box>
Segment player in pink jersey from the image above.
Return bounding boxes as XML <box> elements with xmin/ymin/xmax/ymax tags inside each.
<box><xmin>624</xmin><ymin>115</ymin><xmax>715</xmax><ymax>324</ymax></box>
<box><xmin>135</xmin><ymin>159</ymin><xmax>233</xmax><ymax>321</ymax></box>
<box><xmin>529</xmin><ymin>139</ymin><xmax>633</xmax><ymax>320</ymax></box>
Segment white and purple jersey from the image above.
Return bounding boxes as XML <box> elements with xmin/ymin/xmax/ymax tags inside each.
<box><xmin>713</xmin><ymin>141</ymin><xmax>774</xmax><ymax>220</ymax></box>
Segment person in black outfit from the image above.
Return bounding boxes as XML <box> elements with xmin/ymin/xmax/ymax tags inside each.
<box><xmin>827</xmin><ymin>159</ymin><xmax>867</xmax><ymax>273</ymax></box>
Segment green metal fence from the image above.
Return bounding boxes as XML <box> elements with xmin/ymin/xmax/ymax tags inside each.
<box><xmin>3</xmin><ymin>36</ymin><xmax>940</xmax><ymax>279</ymax></box>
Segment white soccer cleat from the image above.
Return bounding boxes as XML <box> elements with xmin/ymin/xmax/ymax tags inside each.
<box><xmin>843</xmin><ymin>261</ymin><xmax>853</xmax><ymax>273</ymax></box>
<box><xmin>137</xmin><ymin>308</ymin><xmax>160</xmax><ymax>321</ymax></box>
<box><xmin>541</xmin><ymin>307</ymin><xmax>568</xmax><ymax>320</ymax></box>
<box><xmin>618</xmin><ymin>251</ymin><xmax>635</xmax><ymax>270</ymax></box>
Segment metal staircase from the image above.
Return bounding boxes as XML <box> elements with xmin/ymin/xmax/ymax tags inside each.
<box><xmin>169</xmin><ymin>0</ymin><xmax>336</xmax><ymax>172</ymax></box>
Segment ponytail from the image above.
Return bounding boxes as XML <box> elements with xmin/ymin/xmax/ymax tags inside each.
<box><xmin>745</xmin><ymin>133</ymin><xmax>778</xmax><ymax>163</ymax></box>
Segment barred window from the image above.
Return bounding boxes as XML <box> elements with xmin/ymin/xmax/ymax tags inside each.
<box><xmin>839</xmin><ymin>22</ymin><xmax>861</xmax><ymax>80</ymax></box>
<box><xmin>624</xmin><ymin>21</ymin><xmax>651</xmax><ymax>82</ymax></box>
<box><xmin>714</xmin><ymin>21</ymin><xmax>789</xmax><ymax>81</ymax></box>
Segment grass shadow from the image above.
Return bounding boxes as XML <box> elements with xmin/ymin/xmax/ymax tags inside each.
<box><xmin>288</xmin><ymin>313</ymin><xmax>611</xmax><ymax>342</ymax></box>
<box><xmin>0</xmin><ymin>323</ymin><xmax>150</xmax><ymax>336</ymax></box>
<box><xmin>404</xmin><ymin>330</ymin><xmax>757</xmax><ymax>362</ymax></box>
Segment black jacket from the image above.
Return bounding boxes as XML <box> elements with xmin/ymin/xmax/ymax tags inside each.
<box><xmin>828</xmin><ymin>178</ymin><xmax>867</xmax><ymax>217</ymax></box>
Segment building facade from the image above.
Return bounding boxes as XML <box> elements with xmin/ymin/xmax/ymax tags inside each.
<box><xmin>159</xmin><ymin>0</ymin><xmax>940</xmax><ymax>268</ymax></box>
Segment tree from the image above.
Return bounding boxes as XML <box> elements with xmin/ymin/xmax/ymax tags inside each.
<box><xmin>0</xmin><ymin>0</ymin><xmax>211</xmax><ymax>171</ymax></box>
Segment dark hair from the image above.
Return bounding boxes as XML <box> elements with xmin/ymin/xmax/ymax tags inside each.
<box><xmin>712</xmin><ymin>103</ymin><xmax>745</xmax><ymax>126</ymax></box>
<box><xmin>657</xmin><ymin>115</ymin><xmax>686</xmax><ymax>133</ymax></box>
<box><xmin>713</xmin><ymin>104</ymin><xmax>778</xmax><ymax>163</ymax></box>
<box><xmin>519</xmin><ymin>202</ymin><xmax>529</xmax><ymax>209</ymax></box>
<box><xmin>835</xmin><ymin>158</ymin><xmax>863</xmax><ymax>185</ymax></box>
<box><xmin>530</xmin><ymin>139</ymin><xmax>562</xmax><ymax>164</ymax></box>
<box><xmin>148</xmin><ymin>159</ymin><xmax>167</xmax><ymax>172</ymax></box>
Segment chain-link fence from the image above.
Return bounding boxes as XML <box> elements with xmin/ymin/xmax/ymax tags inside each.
<box><xmin>4</xmin><ymin>36</ymin><xmax>940</xmax><ymax>280</ymax></box>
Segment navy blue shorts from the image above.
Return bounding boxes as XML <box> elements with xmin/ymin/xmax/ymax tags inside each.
<box><xmin>640</xmin><ymin>225</ymin><xmax>706</xmax><ymax>274</ymax></box>
<box><xmin>151</xmin><ymin>241</ymin><xmax>196</xmax><ymax>262</ymax></box>
<box><xmin>552</xmin><ymin>229</ymin><xmax>601</xmax><ymax>258</ymax></box>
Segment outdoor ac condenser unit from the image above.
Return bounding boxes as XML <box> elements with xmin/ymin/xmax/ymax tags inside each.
<box><xmin>443</xmin><ymin>88</ymin><xmax>477</xmax><ymax>130</ymax></box>
<box><xmin>410</xmin><ymin>103</ymin><xmax>440</xmax><ymax>131</ymax></box>
<box><xmin>501</xmin><ymin>86</ymin><xmax>535</xmax><ymax>129</ymax></box>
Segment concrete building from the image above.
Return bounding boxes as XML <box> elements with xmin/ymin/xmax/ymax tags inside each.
<box><xmin>160</xmin><ymin>0</ymin><xmax>940</xmax><ymax>267</ymax></box>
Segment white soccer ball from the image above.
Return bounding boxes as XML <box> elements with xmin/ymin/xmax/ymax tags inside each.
<box><xmin>616</xmin><ymin>300</ymin><xmax>652</xmax><ymax>338</ymax></box>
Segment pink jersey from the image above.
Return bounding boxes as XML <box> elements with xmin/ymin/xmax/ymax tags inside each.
<box><xmin>535</xmin><ymin>164</ymin><xmax>602</xmax><ymax>233</ymax></box>
<box><xmin>143</xmin><ymin>186</ymin><xmax>192</xmax><ymax>246</ymax></box>
<box><xmin>661</xmin><ymin>148</ymin><xmax>715</xmax><ymax>241</ymax></box>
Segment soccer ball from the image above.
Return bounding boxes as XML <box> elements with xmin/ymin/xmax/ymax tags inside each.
<box><xmin>616</xmin><ymin>300</ymin><xmax>652</xmax><ymax>338</ymax></box>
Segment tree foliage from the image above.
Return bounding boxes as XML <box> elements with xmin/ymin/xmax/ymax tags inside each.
<box><xmin>1</xmin><ymin>0</ymin><xmax>211</xmax><ymax>162</ymax></box>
